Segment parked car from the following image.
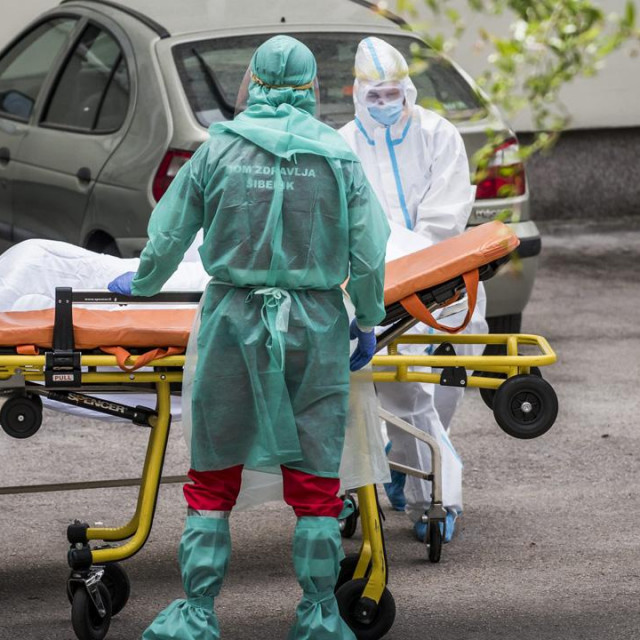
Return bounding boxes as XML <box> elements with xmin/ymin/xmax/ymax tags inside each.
<box><xmin>0</xmin><ymin>0</ymin><xmax>540</xmax><ymax>331</ymax></box>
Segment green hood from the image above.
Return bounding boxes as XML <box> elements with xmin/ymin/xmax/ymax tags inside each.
<box><xmin>211</xmin><ymin>35</ymin><xmax>357</xmax><ymax>162</ymax></box>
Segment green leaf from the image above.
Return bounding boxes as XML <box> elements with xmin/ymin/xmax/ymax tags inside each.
<box><xmin>624</xmin><ymin>0</ymin><xmax>636</xmax><ymax>28</ymax></box>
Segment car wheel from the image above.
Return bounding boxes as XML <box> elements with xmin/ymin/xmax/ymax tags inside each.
<box><xmin>486</xmin><ymin>313</ymin><xmax>522</xmax><ymax>335</ymax></box>
<box><xmin>85</xmin><ymin>232</ymin><xmax>121</xmax><ymax>258</ymax></box>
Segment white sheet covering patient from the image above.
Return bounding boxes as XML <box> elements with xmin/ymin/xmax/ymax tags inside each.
<box><xmin>0</xmin><ymin>234</ymin><xmax>209</xmax><ymax>312</ymax></box>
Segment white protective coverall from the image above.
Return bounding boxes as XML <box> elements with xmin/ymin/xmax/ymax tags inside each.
<box><xmin>340</xmin><ymin>37</ymin><xmax>489</xmax><ymax>524</ymax></box>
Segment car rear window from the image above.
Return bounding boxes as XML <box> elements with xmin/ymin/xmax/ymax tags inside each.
<box><xmin>173</xmin><ymin>32</ymin><xmax>485</xmax><ymax>129</ymax></box>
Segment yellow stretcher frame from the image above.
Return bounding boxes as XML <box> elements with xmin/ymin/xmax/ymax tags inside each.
<box><xmin>336</xmin><ymin>331</ymin><xmax>557</xmax><ymax>635</ymax></box>
<box><xmin>372</xmin><ymin>332</ymin><xmax>556</xmax><ymax>385</ymax></box>
<box><xmin>0</xmin><ymin>353</ymin><xmax>183</xmax><ymax>569</ymax></box>
<box><xmin>0</xmin><ymin>330</ymin><xmax>557</xmax><ymax>639</ymax></box>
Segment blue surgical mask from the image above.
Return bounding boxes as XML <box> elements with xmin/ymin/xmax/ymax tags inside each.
<box><xmin>367</xmin><ymin>99</ymin><xmax>404</xmax><ymax>126</ymax></box>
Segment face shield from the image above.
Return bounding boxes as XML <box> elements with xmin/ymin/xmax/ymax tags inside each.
<box><xmin>353</xmin><ymin>37</ymin><xmax>417</xmax><ymax>129</ymax></box>
<box><xmin>234</xmin><ymin>66</ymin><xmax>321</xmax><ymax>117</ymax></box>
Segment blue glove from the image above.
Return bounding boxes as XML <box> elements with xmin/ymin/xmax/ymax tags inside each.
<box><xmin>107</xmin><ymin>271</ymin><xmax>136</xmax><ymax>296</ymax></box>
<box><xmin>349</xmin><ymin>319</ymin><xmax>377</xmax><ymax>372</ymax></box>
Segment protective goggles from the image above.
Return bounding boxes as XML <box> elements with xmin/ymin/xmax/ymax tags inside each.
<box><xmin>364</xmin><ymin>84</ymin><xmax>404</xmax><ymax>105</ymax></box>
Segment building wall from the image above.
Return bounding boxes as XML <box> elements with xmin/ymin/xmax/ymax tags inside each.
<box><xmin>521</xmin><ymin>128</ymin><xmax>640</xmax><ymax>221</ymax></box>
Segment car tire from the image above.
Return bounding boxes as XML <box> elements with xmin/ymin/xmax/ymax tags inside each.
<box><xmin>481</xmin><ymin>313</ymin><xmax>522</xmax><ymax>361</ymax></box>
<box><xmin>487</xmin><ymin>313</ymin><xmax>522</xmax><ymax>335</ymax></box>
<box><xmin>99</xmin><ymin>240</ymin><xmax>121</xmax><ymax>257</ymax></box>
<box><xmin>85</xmin><ymin>233</ymin><xmax>121</xmax><ymax>258</ymax></box>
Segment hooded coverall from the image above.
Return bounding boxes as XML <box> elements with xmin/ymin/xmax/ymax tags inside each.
<box><xmin>339</xmin><ymin>37</ymin><xmax>488</xmax><ymax>530</ymax></box>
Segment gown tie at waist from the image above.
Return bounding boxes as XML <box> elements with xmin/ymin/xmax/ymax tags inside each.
<box><xmin>246</xmin><ymin>287</ymin><xmax>292</xmax><ymax>370</ymax></box>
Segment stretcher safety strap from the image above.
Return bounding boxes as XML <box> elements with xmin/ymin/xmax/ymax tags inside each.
<box><xmin>100</xmin><ymin>345</ymin><xmax>185</xmax><ymax>372</ymax></box>
<box><xmin>400</xmin><ymin>269</ymin><xmax>479</xmax><ymax>334</ymax></box>
<box><xmin>17</xmin><ymin>344</ymin><xmax>38</xmax><ymax>355</ymax></box>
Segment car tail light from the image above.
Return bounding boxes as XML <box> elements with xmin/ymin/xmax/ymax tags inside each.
<box><xmin>474</xmin><ymin>138</ymin><xmax>526</xmax><ymax>200</ymax></box>
<box><xmin>152</xmin><ymin>149</ymin><xmax>194</xmax><ymax>202</ymax></box>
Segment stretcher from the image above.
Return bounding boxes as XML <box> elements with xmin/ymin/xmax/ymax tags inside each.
<box><xmin>0</xmin><ymin>221</ymin><xmax>558</xmax><ymax>640</ymax></box>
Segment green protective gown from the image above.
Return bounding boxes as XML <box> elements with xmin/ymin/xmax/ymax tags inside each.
<box><xmin>132</xmin><ymin>35</ymin><xmax>389</xmax><ymax>478</ymax></box>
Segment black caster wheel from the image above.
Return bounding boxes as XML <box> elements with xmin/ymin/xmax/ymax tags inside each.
<box><xmin>335</xmin><ymin>553</ymin><xmax>367</xmax><ymax>592</ymax></box>
<box><xmin>478</xmin><ymin>372</ymin><xmax>506</xmax><ymax>410</ymax></box>
<box><xmin>479</xmin><ymin>367</ymin><xmax>541</xmax><ymax>410</ymax></box>
<box><xmin>67</xmin><ymin>564</ymin><xmax>129</xmax><ymax>616</ymax></box>
<box><xmin>427</xmin><ymin>520</ymin><xmax>442</xmax><ymax>563</ymax></box>
<box><xmin>339</xmin><ymin>493</ymin><xmax>359</xmax><ymax>539</ymax></box>
<box><xmin>66</xmin><ymin>576</ymin><xmax>76</xmax><ymax>605</ymax></box>
<box><xmin>493</xmin><ymin>373</ymin><xmax>558</xmax><ymax>439</ymax></box>
<box><xmin>0</xmin><ymin>394</ymin><xmax>43</xmax><ymax>438</ymax></box>
<box><xmin>71</xmin><ymin>582</ymin><xmax>112</xmax><ymax>640</ymax></box>
<box><xmin>101</xmin><ymin>563</ymin><xmax>131</xmax><ymax>616</ymax></box>
<box><xmin>336</xmin><ymin>578</ymin><xmax>396</xmax><ymax>640</ymax></box>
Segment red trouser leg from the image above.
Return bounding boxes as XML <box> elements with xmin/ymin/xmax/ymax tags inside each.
<box><xmin>183</xmin><ymin>465</ymin><xmax>244</xmax><ymax>511</ymax></box>
<box><xmin>281</xmin><ymin>466</ymin><xmax>343</xmax><ymax>517</ymax></box>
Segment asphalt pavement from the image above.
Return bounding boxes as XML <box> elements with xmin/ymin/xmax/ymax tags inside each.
<box><xmin>1</xmin><ymin>219</ymin><xmax>639</xmax><ymax>639</ymax></box>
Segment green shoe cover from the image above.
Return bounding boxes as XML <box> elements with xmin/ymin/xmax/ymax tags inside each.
<box><xmin>142</xmin><ymin>516</ymin><xmax>230</xmax><ymax>640</ymax></box>
<box><xmin>288</xmin><ymin>516</ymin><xmax>357</xmax><ymax>640</ymax></box>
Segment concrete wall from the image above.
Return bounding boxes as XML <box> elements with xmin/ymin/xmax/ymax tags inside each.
<box><xmin>411</xmin><ymin>0</ymin><xmax>640</xmax><ymax>222</ymax></box>
<box><xmin>521</xmin><ymin>128</ymin><xmax>640</xmax><ymax>221</ymax></box>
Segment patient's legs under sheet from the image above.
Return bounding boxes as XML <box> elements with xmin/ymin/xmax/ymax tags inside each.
<box><xmin>377</xmin><ymin>380</ymin><xmax>463</xmax><ymax>523</ymax></box>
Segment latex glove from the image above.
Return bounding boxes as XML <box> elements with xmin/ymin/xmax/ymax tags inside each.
<box><xmin>108</xmin><ymin>271</ymin><xmax>136</xmax><ymax>296</ymax></box>
<box><xmin>349</xmin><ymin>319</ymin><xmax>377</xmax><ymax>372</ymax></box>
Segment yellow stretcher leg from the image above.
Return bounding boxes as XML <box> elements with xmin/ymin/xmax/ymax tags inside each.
<box><xmin>337</xmin><ymin>485</ymin><xmax>396</xmax><ymax>637</ymax></box>
<box><xmin>68</xmin><ymin>381</ymin><xmax>172</xmax><ymax>569</ymax></box>
<box><xmin>355</xmin><ymin>484</ymin><xmax>387</xmax><ymax>602</ymax></box>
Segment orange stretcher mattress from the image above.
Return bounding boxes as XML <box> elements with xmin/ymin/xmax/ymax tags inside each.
<box><xmin>0</xmin><ymin>221</ymin><xmax>518</xmax><ymax>353</ymax></box>
<box><xmin>383</xmin><ymin>220</ymin><xmax>519</xmax><ymax>306</ymax></box>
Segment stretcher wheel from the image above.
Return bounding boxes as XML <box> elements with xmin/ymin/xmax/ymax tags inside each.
<box><xmin>0</xmin><ymin>394</ymin><xmax>43</xmax><ymax>439</ymax></box>
<box><xmin>493</xmin><ymin>374</ymin><xmax>558</xmax><ymax>439</ymax></box>
<box><xmin>336</xmin><ymin>578</ymin><xmax>396</xmax><ymax>640</ymax></box>
<box><xmin>68</xmin><ymin>564</ymin><xmax>130</xmax><ymax>616</ymax></box>
<box><xmin>339</xmin><ymin>493</ymin><xmax>359</xmax><ymax>539</ymax></box>
<box><xmin>427</xmin><ymin>521</ymin><xmax>442</xmax><ymax>563</ymax></box>
<box><xmin>479</xmin><ymin>367</ymin><xmax>541</xmax><ymax>410</ymax></box>
<box><xmin>336</xmin><ymin>553</ymin><xmax>366</xmax><ymax>592</ymax></box>
<box><xmin>71</xmin><ymin>582</ymin><xmax>112</xmax><ymax>640</ymax></box>
<box><xmin>101</xmin><ymin>563</ymin><xmax>130</xmax><ymax>616</ymax></box>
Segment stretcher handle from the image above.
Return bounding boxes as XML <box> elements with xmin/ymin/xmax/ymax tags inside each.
<box><xmin>100</xmin><ymin>346</ymin><xmax>185</xmax><ymax>372</ymax></box>
<box><xmin>399</xmin><ymin>269</ymin><xmax>479</xmax><ymax>334</ymax></box>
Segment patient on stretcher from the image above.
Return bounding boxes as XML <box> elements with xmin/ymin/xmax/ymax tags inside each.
<box><xmin>0</xmin><ymin>221</ymin><xmax>429</xmax><ymax>312</ymax></box>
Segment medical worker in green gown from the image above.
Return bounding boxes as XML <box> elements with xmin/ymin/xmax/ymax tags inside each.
<box><xmin>108</xmin><ymin>35</ymin><xmax>389</xmax><ymax>639</ymax></box>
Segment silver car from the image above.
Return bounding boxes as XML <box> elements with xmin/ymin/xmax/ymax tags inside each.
<box><xmin>0</xmin><ymin>0</ymin><xmax>540</xmax><ymax>331</ymax></box>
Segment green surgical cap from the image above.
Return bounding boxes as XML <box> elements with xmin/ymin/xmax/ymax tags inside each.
<box><xmin>251</xmin><ymin>35</ymin><xmax>317</xmax><ymax>90</ymax></box>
